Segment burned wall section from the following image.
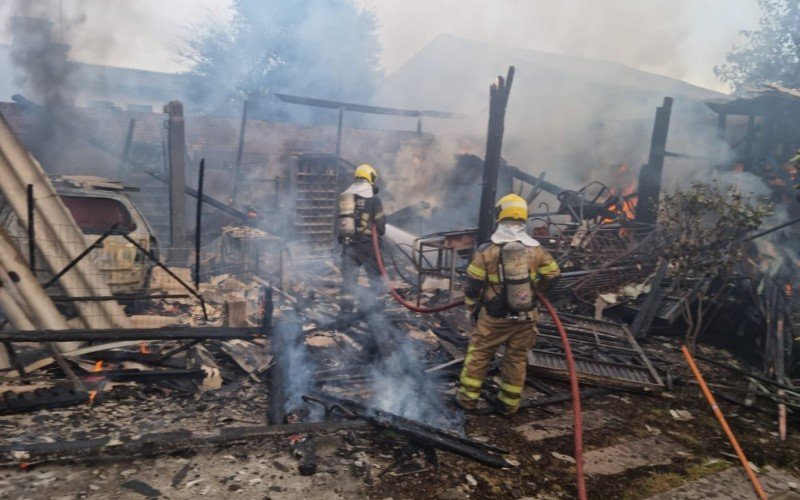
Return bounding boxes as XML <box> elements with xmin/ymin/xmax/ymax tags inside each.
<box><xmin>0</xmin><ymin>101</ymin><xmax>440</xmax><ymax>247</ymax></box>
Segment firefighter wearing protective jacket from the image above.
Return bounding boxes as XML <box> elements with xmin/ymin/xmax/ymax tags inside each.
<box><xmin>456</xmin><ymin>194</ymin><xmax>561</xmax><ymax>416</ymax></box>
<box><xmin>338</xmin><ymin>164</ymin><xmax>387</xmax><ymax>314</ymax></box>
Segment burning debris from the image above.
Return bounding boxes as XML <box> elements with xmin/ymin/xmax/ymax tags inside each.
<box><xmin>0</xmin><ymin>13</ymin><xmax>798</xmax><ymax>497</ymax></box>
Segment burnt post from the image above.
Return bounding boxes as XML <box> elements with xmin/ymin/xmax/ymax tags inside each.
<box><xmin>119</xmin><ymin>118</ymin><xmax>136</xmax><ymax>182</ymax></box>
<box><xmin>716</xmin><ymin>112</ymin><xmax>727</xmax><ymax>141</ymax></box>
<box><xmin>194</xmin><ymin>158</ymin><xmax>205</xmax><ymax>289</ymax></box>
<box><xmin>634</xmin><ymin>97</ymin><xmax>673</xmax><ymax>225</ymax></box>
<box><xmin>335</xmin><ymin>107</ymin><xmax>344</xmax><ymax>156</ymax></box>
<box><xmin>164</xmin><ymin>100</ymin><xmax>188</xmax><ymax>263</ymax></box>
<box><xmin>477</xmin><ymin>66</ymin><xmax>515</xmax><ymax>244</ymax></box>
<box><xmin>743</xmin><ymin>114</ymin><xmax>756</xmax><ymax>169</ymax></box>
<box><xmin>26</xmin><ymin>184</ymin><xmax>34</xmax><ymax>274</ymax></box>
<box><xmin>231</xmin><ymin>100</ymin><xmax>248</xmax><ymax>204</ymax></box>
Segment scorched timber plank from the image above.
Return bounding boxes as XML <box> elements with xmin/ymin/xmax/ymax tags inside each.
<box><xmin>0</xmin><ymin>420</ymin><xmax>368</xmax><ymax>463</ymax></box>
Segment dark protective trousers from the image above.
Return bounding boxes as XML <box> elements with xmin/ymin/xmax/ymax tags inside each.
<box><xmin>340</xmin><ymin>241</ymin><xmax>384</xmax><ymax>313</ymax></box>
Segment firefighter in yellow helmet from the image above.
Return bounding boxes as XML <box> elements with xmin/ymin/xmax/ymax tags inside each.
<box><xmin>456</xmin><ymin>194</ymin><xmax>561</xmax><ymax>416</ymax></box>
<box><xmin>337</xmin><ymin>164</ymin><xmax>387</xmax><ymax>316</ymax></box>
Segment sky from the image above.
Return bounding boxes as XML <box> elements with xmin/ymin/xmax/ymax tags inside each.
<box><xmin>0</xmin><ymin>0</ymin><xmax>761</xmax><ymax>93</ymax></box>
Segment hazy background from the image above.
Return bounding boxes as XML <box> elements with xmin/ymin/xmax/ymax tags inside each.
<box><xmin>0</xmin><ymin>0</ymin><xmax>759</xmax><ymax>93</ymax></box>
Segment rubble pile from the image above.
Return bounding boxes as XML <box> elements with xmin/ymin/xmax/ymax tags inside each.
<box><xmin>0</xmin><ymin>68</ymin><xmax>799</xmax><ymax>499</ymax></box>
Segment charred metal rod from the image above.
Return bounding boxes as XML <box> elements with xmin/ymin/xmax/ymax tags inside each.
<box><xmin>50</xmin><ymin>293</ymin><xmax>190</xmax><ymax>302</ymax></box>
<box><xmin>0</xmin><ymin>327</ymin><xmax>264</xmax><ymax>342</ymax></box>
<box><xmin>46</xmin><ymin>343</ymin><xmax>85</xmax><ymax>392</ymax></box>
<box><xmin>694</xmin><ymin>353</ymin><xmax>798</xmax><ymax>392</ymax></box>
<box><xmin>26</xmin><ymin>184</ymin><xmax>34</xmax><ymax>274</ymax></box>
<box><xmin>42</xmin><ymin>223</ymin><xmax>120</xmax><ymax>289</ymax></box>
<box><xmin>744</xmin><ymin>217</ymin><xmax>800</xmax><ymax>242</ymax></box>
<box><xmin>118</xmin><ymin>232</ymin><xmax>209</xmax><ymax>322</ymax></box>
<box><xmin>143</xmin><ymin>170</ymin><xmax>251</xmax><ymax>222</ymax></box>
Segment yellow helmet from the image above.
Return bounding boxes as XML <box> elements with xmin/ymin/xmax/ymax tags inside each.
<box><xmin>354</xmin><ymin>164</ymin><xmax>377</xmax><ymax>185</ymax></box>
<box><xmin>495</xmin><ymin>194</ymin><xmax>528</xmax><ymax>222</ymax></box>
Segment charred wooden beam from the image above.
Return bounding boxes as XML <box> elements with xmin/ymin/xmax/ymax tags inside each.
<box><xmin>165</xmin><ymin>100</ymin><xmax>188</xmax><ymax>263</ymax></box>
<box><xmin>309</xmin><ymin>392</ymin><xmax>510</xmax><ymax>468</ymax></box>
<box><xmin>0</xmin><ymin>327</ymin><xmax>265</xmax><ymax>342</ymax></box>
<box><xmin>49</xmin><ymin>293</ymin><xmax>190</xmax><ymax>302</ymax></box>
<box><xmin>631</xmin><ymin>258</ymin><xmax>668</xmax><ymax>338</ymax></box>
<box><xmin>269</xmin><ymin>311</ymin><xmax>305</xmax><ymax>425</ymax></box>
<box><xmin>0</xmin><ymin>420</ymin><xmax>368</xmax><ymax>464</ymax></box>
<box><xmin>477</xmin><ymin>66</ymin><xmax>515</xmax><ymax>244</ymax></box>
<box><xmin>635</xmin><ymin>97</ymin><xmax>673</xmax><ymax>225</ymax></box>
<box><xmin>0</xmin><ymin>387</ymin><xmax>89</xmax><ymax>415</ymax></box>
<box><xmin>94</xmin><ymin>368</ymin><xmax>205</xmax><ymax>383</ymax></box>
<box><xmin>231</xmin><ymin>100</ymin><xmax>248</xmax><ymax>203</ymax></box>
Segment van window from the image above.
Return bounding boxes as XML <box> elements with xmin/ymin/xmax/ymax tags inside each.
<box><xmin>61</xmin><ymin>196</ymin><xmax>136</xmax><ymax>234</ymax></box>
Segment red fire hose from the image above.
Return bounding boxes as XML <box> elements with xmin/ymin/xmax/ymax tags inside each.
<box><xmin>537</xmin><ymin>290</ymin><xmax>587</xmax><ymax>500</ymax></box>
<box><xmin>371</xmin><ymin>229</ymin><xmax>464</xmax><ymax>313</ymax></box>
<box><xmin>372</xmin><ymin>229</ymin><xmax>586</xmax><ymax>497</ymax></box>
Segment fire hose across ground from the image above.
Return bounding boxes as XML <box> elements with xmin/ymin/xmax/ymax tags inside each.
<box><xmin>371</xmin><ymin>228</ymin><xmax>588</xmax><ymax>499</ymax></box>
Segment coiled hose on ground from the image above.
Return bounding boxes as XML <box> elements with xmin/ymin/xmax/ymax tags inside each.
<box><xmin>371</xmin><ymin>228</ymin><xmax>587</xmax><ymax>497</ymax></box>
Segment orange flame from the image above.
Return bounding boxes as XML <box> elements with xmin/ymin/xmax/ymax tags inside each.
<box><xmin>88</xmin><ymin>390</ymin><xmax>97</xmax><ymax>404</ymax></box>
<box><xmin>603</xmin><ymin>163</ymin><xmax>638</xmax><ymax>222</ymax></box>
<box><xmin>93</xmin><ymin>360</ymin><xmax>104</xmax><ymax>372</ymax></box>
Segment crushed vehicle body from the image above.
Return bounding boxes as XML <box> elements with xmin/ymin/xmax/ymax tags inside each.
<box><xmin>0</xmin><ymin>175</ymin><xmax>159</xmax><ymax>297</ymax></box>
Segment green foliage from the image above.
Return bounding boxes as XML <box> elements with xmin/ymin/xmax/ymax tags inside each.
<box><xmin>715</xmin><ymin>0</ymin><xmax>800</xmax><ymax>91</ymax></box>
<box><xmin>658</xmin><ymin>182</ymin><xmax>773</xmax><ymax>348</ymax></box>
<box><xmin>659</xmin><ymin>182</ymin><xmax>773</xmax><ymax>280</ymax></box>
<box><xmin>184</xmin><ymin>0</ymin><xmax>382</xmax><ymax>114</ymax></box>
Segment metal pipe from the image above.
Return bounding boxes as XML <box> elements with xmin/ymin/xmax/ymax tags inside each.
<box><xmin>681</xmin><ymin>345</ymin><xmax>767</xmax><ymax>500</ymax></box>
<box><xmin>194</xmin><ymin>158</ymin><xmax>205</xmax><ymax>289</ymax></box>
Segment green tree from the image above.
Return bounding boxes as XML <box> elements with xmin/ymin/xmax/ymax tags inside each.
<box><xmin>184</xmin><ymin>0</ymin><xmax>382</xmax><ymax>116</ymax></box>
<box><xmin>715</xmin><ymin>0</ymin><xmax>800</xmax><ymax>92</ymax></box>
<box><xmin>658</xmin><ymin>182</ymin><xmax>772</xmax><ymax>349</ymax></box>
